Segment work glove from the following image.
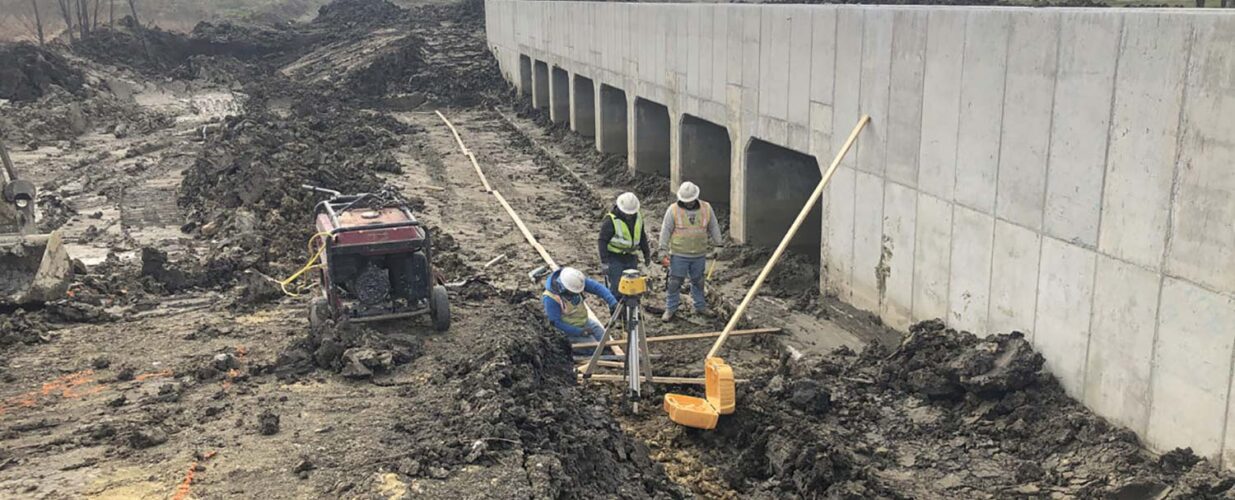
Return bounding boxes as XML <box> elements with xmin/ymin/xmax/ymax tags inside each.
<box><xmin>608</xmin><ymin>302</ymin><xmax>618</xmax><ymax>315</ymax></box>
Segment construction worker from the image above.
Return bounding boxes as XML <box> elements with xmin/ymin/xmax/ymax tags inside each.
<box><xmin>542</xmin><ymin>266</ymin><xmax>619</xmax><ymax>353</ymax></box>
<box><xmin>598</xmin><ymin>192</ymin><xmax>651</xmax><ymax>297</ymax></box>
<box><xmin>658</xmin><ymin>181</ymin><xmax>723</xmax><ymax>321</ymax></box>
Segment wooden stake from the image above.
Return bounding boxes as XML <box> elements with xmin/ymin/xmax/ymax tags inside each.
<box><xmin>706</xmin><ymin>116</ymin><xmax>870</xmax><ymax>360</ymax></box>
<box><xmin>570</xmin><ymin>327</ymin><xmax>780</xmax><ymax>349</ymax></box>
<box><xmin>580</xmin><ymin>374</ymin><xmax>749</xmax><ymax>385</ymax></box>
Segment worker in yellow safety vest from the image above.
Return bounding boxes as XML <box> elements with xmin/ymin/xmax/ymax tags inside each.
<box><xmin>541</xmin><ymin>266</ymin><xmax>619</xmax><ymax>356</ymax></box>
<box><xmin>597</xmin><ymin>192</ymin><xmax>651</xmax><ymax>297</ymax></box>
<box><xmin>657</xmin><ymin>181</ymin><xmax>722</xmax><ymax>322</ymax></box>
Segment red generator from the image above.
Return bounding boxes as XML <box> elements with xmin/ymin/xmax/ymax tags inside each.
<box><xmin>304</xmin><ymin>186</ymin><xmax>450</xmax><ymax>331</ymax></box>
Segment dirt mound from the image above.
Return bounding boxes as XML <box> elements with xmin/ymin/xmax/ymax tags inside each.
<box><xmin>73</xmin><ymin>17</ymin><xmax>200</xmax><ymax>74</ymax></box>
<box><xmin>0</xmin><ymin>42</ymin><xmax>85</xmax><ymax>102</ymax></box>
<box><xmin>177</xmin><ymin>89</ymin><xmax>409</xmax><ymax>282</ymax></box>
<box><xmin>275</xmin><ymin>321</ymin><xmax>423</xmax><ymax>379</ymax></box>
<box><xmin>380</xmin><ymin>301</ymin><xmax>684</xmax><ymax>498</ymax></box>
<box><xmin>313</xmin><ymin>0</ymin><xmax>406</xmax><ymax>28</ymax></box>
<box><xmin>0</xmin><ymin>308</ymin><xmax>51</xmax><ymax>347</ymax></box>
<box><xmin>881</xmin><ymin>319</ymin><xmax>1043</xmax><ymax>400</ymax></box>
<box><xmin>0</xmin><ymin>84</ymin><xmax>175</xmax><ymax>146</ymax></box>
<box><xmin>189</xmin><ymin>21</ymin><xmax>305</xmax><ymax>58</ymax></box>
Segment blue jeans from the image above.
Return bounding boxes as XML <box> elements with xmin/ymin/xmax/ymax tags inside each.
<box><xmin>604</xmin><ymin>254</ymin><xmax>639</xmax><ymax>297</ymax></box>
<box><xmin>667</xmin><ymin>255</ymin><xmax>707</xmax><ymax>312</ymax></box>
<box><xmin>565</xmin><ymin>317</ymin><xmax>606</xmax><ymax>347</ymax></box>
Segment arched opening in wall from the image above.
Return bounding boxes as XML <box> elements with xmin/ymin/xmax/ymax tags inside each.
<box><xmin>550</xmin><ymin>66</ymin><xmax>570</xmax><ymax>125</ymax></box>
<box><xmin>598</xmin><ymin>84</ymin><xmax>627</xmax><ymax>155</ymax></box>
<box><xmin>744</xmin><ymin>139</ymin><xmax>822</xmax><ymax>257</ymax></box>
<box><xmin>532</xmin><ymin>60</ymin><xmax>549</xmax><ymax>110</ymax></box>
<box><xmin>680</xmin><ymin>115</ymin><xmax>732</xmax><ymax>205</ymax></box>
<box><xmin>633</xmin><ymin>98</ymin><xmax>670</xmax><ymax>177</ymax></box>
<box><xmin>518</xmin><ymin>55</ymin><xmax>532</xmax><ymax>98</ymax></box>
<box><xmin>572</xmin><ymin>75</ymin><xmax>596</xmax><ymax>137</ymax></box>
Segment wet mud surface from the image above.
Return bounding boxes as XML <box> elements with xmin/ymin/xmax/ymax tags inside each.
<box><xmin>1</xmin><ymin>0</ymin><xmax>1233</xmax><ymax>498</ymax></box>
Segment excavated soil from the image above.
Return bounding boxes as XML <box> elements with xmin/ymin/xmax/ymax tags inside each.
<box><xmin>2</xmin><ymin>0</ymin><xmax>1233</xmax><ymax>498</ymax></box>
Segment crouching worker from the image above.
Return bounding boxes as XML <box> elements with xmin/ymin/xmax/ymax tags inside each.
<box><xmin>542</xmin><ymin>267</ymin><xmax>618</xmax><ymax>357</ymax></box>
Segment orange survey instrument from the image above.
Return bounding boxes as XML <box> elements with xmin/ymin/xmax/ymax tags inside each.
<box><xmin>665</xmin><ymin>115</ymin><xmax>871</xmax><ymax>429</ymax></box>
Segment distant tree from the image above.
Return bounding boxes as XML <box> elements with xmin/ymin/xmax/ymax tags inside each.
<box><xmin>56</xmin><ymin>0</ymin><xmax>74</xmax><ymax>42</ymax></box>
<box><xmin>31</xmin><ymin>0</ymin><xmax>45</xmax><ymax>45</ymax></box>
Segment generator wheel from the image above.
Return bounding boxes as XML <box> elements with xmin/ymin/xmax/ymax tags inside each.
<box><xmin>309</xmin><ymin>297</ymin><xmax>329</xmax><ymax>328</ymax></box>
<box><xmin>430</xmin><ymin>285</ymin><xmax>450</xmax><ymax>332</ymax></box>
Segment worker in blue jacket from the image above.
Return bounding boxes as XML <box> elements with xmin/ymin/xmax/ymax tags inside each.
<box><xmin>542</xmin><ymin>266</ymin><xmax>618</xmax><ymax>353</ymax></box>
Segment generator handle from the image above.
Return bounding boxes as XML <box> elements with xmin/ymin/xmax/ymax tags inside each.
<box><xmin>302</xmin><ymin>184</ymin><xmax>342</xmax><ymax>198</ymax></box>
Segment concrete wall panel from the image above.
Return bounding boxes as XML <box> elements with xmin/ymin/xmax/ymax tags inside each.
<box><xmin>759</xmin><ymin>8</ymin><xmax>791</xmax><ymax>122</ymax></box>
<box><xmin>988</xmin><ymin>220</ymin><xmax>1041</xmax><ymax>335</ymax></box>
<box><xmin>1165</xmin><ymin>18</ymin><xmax>1235</xmax><ymax>295</ymax></box>
<box><xmin>832</xmin><ymin>9</ymin><xmax>863</xmax><ymax>173</ymax></box>
<box><xmin>912</xmin><ymin>193</ymin><xmax>952</xmax><ymax>323</ymax></box>
<box><xmin>787</xmin><ymin>7</ymin><xmax>813</xmax><ymax>129</ymax></box>
<box><xmin>995</xmin><ymin>12</ymin><xmax>1058</xmax><ymax>231</ymax></box>
<box><xmin>882</xmin><ymin>182</ymin><xmax>917</xmax><ymax>329</ymax></box>
<box><xmin>1084</xmin><ymin>255</ymin><xmax>1158</xmax><ymax>437</ymax></box>
<box><xmin>1033</xmin><ymin>237</ymin><xmax>1095</xmax><ymax>397</ymax></box>
<box><xmin>917</xmin><ymin>10</ymin><xmax>965</xmax><ymax>202</ymax></box>
<box><xmin>1148</xmin><ymin>278</ymin><xmax>1235</xmax><ymax>460</ymax></box>
<box><xmin>712</xmin><ymin>8</ymin><xmax>728</xmax><ymax>104</ymax></box>
<box><xmin>1044</xmin><ymin>12</ymin><xmax>1120</xmax><ymax>247</ymax></box>
<box><xmin>856</xmin><ymin>9</ymin><xmax>892</xmax><ymax>177</ymax></box>
<box><xmin>852</xmin><ymin>171</ymin><xmax>885</xmax><ymax>312</ymax></box>
<box><xmin>700</xmin><ymin>9</ymin><xmax>714</xmax><ymax>103</ymax></box>
<box><xmin>954</xmin><ymin>10</ymin><xmax>1010</xmax><ymax>214</ymax></box>
<box><xmin>948</xmin><ymin>205</ymin><xmax>993</xmax><ymax>334</ymax></box>
<box><xmin>1098</xmin><ymin>15</ymin><xmax>1189</xmax><ymax>270</ymax></box>
<box><xmin>809</xmin><ymin>10</ymin><xmax>837</xmax><ymax>112</ymax></box>
<box><xmin>824</xmin><ymin>166</ymin><xmax>856</xmax><ymax>300</ymax></box>
<box><xmin>885</xmin><ymin>10</ymin><xmax>927</xmax><ymax>188</ymax></box>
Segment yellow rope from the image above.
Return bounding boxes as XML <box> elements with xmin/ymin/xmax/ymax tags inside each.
<box><xmin>280</xmin><ymin>232</ymin><xmax>332</xmax><ymax>297</ymax></box>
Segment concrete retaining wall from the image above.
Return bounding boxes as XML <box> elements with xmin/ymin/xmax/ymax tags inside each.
<box><xmin>484</xmin><ymin>0</ymin><xmax>1235</xmax><ymax>466</ymax></box>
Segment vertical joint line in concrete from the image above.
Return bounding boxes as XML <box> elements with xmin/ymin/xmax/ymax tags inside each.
<box><xmin>1093</xmin><ymin>16</ymin><xmax>1127</xmax><ymax>260</ymax></box>
<box><xmin>942</xmin><ymin>11</ymin><xmax>971</xmax><ymax>328</ymax></box>
<box><xmin>988</xmin><ymin>12</ymin><xmax>1014</xmax><ymax>338</ymax></box>
<box><xmin>847</xmin><ymin>10</ymin><xmax>867</xmax><ymax>301</ymax></box>
<box><xmin>1081</xmin><ymin>16</ymin><xmax>1127</xmax><ymax>403</ymax></box>
<box><xmin>878</xmin><ymin>11</ymin><xmax>900</xmax><ymax>316</ymax></box>
<box><xmin>906</xmin><ymin>12</ymin><xmax>932</xmax><ymax>323</ymax></box>
<box><xmin>1146</xmin><ymin>21</ymin><xmax>1198</xmax><ymax>453</ymax></box>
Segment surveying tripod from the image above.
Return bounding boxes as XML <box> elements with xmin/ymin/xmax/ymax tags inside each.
<box><xmin>580</xmin><ymin>269</ymin><xmax>655</xmax><ymax>411</ymax></box>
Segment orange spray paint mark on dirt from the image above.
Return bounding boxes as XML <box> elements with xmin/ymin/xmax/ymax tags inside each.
<box><xmin>0</xmin><ymin>368</ymin><xmax>175</xmax><ymax>417</ymax></box>
<box><xmin>135</xmin><ymin>369</ymin><xmax>174</xmax><ymax>382</ymax></box>
<box><xmin>171</xmin><ymin>451</ymin><xmax>217</xmax><ymax>500</ymax></box>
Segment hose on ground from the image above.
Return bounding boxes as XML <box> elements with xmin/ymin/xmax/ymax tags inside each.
<box><xmin>279</xmin><ymin>232</ymin><xmax>332</xmax><ymax>297</ymax></box>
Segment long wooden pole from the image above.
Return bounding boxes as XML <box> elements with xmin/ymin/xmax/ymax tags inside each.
<box><xmin>435</xmin><ymin>110</ymin><xmax>621</xmax><ymax>355</ymax></box>
<box><xmin>706</xmin><ymin>115</ymin><xmax>870</xmax><ymax>360</ymax></box>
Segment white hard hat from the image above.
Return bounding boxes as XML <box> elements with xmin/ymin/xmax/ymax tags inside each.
<box><xmin>560</xmin><ymin>267</ymin><xmax>586</xmax><ymax>294</ymax></box>
<box><xmin>616</xmin><ymin>192</ymin><xmax>640</xmax><ymax>215</ymax></box>
<box><xmin>677</xmin><ymin>181</ymin><xmax>700</xmax><ymax>203</ymax></box>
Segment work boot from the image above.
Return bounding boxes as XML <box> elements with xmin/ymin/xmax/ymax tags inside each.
<box><xmin>695</xmin><ymin>307</ymin><xmax>713</xmax><ymax>318</ymax></box>
<box><xmin>661</xmin><ymin>309</ymin><xmax>675</xmax><ymax>322</ymax></box>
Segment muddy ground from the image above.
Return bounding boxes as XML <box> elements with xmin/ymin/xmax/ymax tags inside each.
<box><xmin>1</xmin><ymin>0</ymin><xmax>1233</xmax><ymax>498</ymax></box>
